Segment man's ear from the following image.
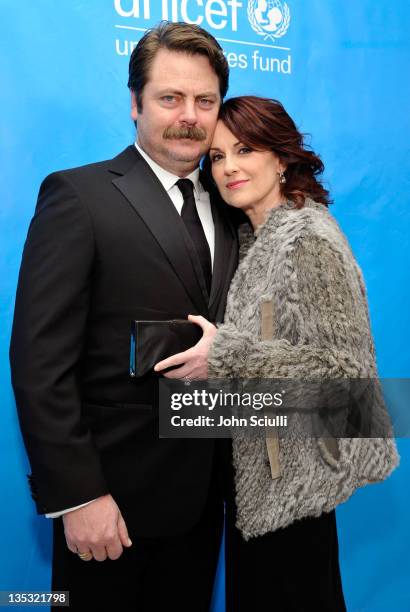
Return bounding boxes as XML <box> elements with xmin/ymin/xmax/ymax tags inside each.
<box><xmin>130</xmin><ymin>91</ymin><xmax>138</xmax><ymax>121</ymax></box>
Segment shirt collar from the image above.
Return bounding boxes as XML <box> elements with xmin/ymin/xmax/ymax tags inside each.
<box><xmin>135</xmin><ymin>142</ymin><xmax>202</xmax><ymax>198</ymax></box>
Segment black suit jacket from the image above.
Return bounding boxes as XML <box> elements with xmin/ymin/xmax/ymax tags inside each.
<box><xmin>10</xmin><ymin>145</ymin><xmax>238</xmax><ymax>537</ymax></box>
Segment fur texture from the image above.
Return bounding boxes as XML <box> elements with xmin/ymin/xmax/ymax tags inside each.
<box><xmin>208</xmin><ymin>199</ymin><xmax>399</xmax><ymax>539</ymax></box>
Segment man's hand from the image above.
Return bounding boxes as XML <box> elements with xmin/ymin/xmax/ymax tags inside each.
<box><xmin>63</xmin><ymin>494</ymin><xmax>132</xmax><ymax>561</ymax></box>
<box><xmin>154</xmin><ymin>314</ymin><xmax>217</xmax><ymax>380</ymax></box>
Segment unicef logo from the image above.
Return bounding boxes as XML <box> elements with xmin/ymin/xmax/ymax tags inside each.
<box><xmin>248</xmin><ymin>0</ymin><xmax>291</xmax><ymax>41</ymax></box>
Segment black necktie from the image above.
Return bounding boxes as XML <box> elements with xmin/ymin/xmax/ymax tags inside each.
<box><xmin>176</xmin><ymin>178</ymin><xmax>212</xmax><ymax>295</ymax></box>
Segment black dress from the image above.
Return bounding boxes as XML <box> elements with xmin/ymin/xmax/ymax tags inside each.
<box><xmin>222</xmin><ymin>441</ymin><xmax>347</xmax><ymax>612</ymax></box>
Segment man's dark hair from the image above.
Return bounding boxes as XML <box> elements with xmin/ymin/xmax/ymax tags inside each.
<box><xmin>128</xmin><ymin>21</ymin><xmax>229</xmax><ymax>112</ymax></box>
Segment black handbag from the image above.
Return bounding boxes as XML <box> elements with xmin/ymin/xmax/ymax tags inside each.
<box><xmin>130</xmin><ymin>320</ymin><xmax>203</xmax><ymax>378</ymax></box>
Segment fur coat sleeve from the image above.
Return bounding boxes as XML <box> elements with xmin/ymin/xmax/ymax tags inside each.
<box><xmin>209</xmin><ymin>234</ymin><xmax>371</xmax><ymax>380</ymax></box>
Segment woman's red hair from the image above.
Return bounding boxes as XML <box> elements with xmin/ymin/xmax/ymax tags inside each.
<box><xmin>207</xmin><ymin>96</ymin><xmax>330</xmax><ymax>208</ymax></box>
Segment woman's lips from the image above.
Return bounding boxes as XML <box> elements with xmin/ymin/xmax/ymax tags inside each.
<box><xmin>226</xmin><ymin>179</ymin><xmax>249</xmax><ymax>190</ymax></box>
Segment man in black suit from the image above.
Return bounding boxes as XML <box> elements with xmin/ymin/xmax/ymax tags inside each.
<box><xmin>10</xmin><ymin>21</ymin><xmax>237</xmax><ymax>611</ymax></box>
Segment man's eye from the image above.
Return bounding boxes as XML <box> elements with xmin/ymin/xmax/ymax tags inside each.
<box><xmin>161</xmin><ymin>96</ymin><xmax>176</xmax><ymax>103</ymax></box>
<box><xmin>199</xmin><ymin>98</ymin><xmax>214</xmax><ymax>107</ymax></box>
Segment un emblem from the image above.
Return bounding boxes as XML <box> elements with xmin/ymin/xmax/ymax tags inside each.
<box><xmin>248</xmin><ymin>0</ymin><xmax>291</xmax><ymax>42</ymax></box>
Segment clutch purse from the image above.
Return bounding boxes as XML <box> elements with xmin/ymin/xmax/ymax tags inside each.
<box><xmin>130</xmin><ymin>319</ymin><xmax>203</xmax><ymax>378</ymax></box>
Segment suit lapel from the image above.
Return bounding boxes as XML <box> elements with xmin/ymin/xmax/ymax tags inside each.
<box><xmin>206</xmin><ymin>182</ymin><xmax>239</xmax><ymax>321</ymax></box>
<box><xmin>110</xmin><ymin>147</ymin><xmax>209</xmax><ymax>316</ymax></box>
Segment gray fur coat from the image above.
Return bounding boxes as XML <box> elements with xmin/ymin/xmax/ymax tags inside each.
<box><xmin>208</xmin><ymin>198</ymin><xmax>399</xmax><ymax>539</ymax></box>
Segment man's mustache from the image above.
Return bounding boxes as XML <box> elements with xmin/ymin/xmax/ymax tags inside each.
<box><xmin>163</xmin><ymin>126</ymin><xmax>207</xmax><ymax>141</ymax></box>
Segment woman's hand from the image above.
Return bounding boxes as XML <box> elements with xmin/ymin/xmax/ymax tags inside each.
<box><xmin>154</xmin><ymin>315</ymin><xmax>217</xmax><ymax>380</ymax></box>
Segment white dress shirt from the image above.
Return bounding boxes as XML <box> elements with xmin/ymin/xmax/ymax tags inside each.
<box><xmin>135</xmin><ymin>142</ymin><xmax>215</xmax><ymax>266</ymax></box>
<box><xmin>46</xmin><ymin>143</ymin><xmax>215</xmax><ymax>518</ymax></box>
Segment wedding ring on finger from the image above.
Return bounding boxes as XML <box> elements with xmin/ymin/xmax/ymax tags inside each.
<box><xmin>78</xmin><ymin>551</ymin><xmax>93</xmax><ymax>561</ymax></box>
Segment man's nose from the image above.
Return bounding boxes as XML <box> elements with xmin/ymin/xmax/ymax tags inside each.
<box><xmin>179</xmin><ymin>100</ymin><xmax>198</xmax><ymax>125</ymax></box>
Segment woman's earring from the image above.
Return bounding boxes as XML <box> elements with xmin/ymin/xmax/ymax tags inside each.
<box><xmin>279</xmin><ymin>170</ymin><xmax>286</xmax><ymax>184</ymax></box>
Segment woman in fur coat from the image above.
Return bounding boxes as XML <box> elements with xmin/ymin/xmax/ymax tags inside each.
<box><xmin>155</xmin><ymin>96</ymin><xmax>399</xmax><ymax>611</ymax></box>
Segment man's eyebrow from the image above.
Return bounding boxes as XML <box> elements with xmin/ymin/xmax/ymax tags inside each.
<box><xmin>156</xmin><ymin>89</ymin><xmax>184</xmax><ymax>96</ymax></box>
<box><xmin>155</xmin><ymin>89</ymin><xmax>218</xmax><ymax>98</ymax></box>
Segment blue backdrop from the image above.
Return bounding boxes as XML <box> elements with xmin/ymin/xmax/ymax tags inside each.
<box><xmin>1</xmin><ymin>1</ymin><xmax>409</xmax><ymax>610</ymax></box>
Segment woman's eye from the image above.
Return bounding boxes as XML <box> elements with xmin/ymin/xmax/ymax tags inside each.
<box><xmin>211</xmin><ymin>154</ymin><xmax>223</xmax><ymax>163</ymax></box>
<box><xmin>239</xmin><ymin>146</ymin><xmax>252</xmax><ymax>154</ymax></box>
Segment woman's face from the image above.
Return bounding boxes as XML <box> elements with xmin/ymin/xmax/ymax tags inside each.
<box><xmin>209</xmin><ymin>120</ymin><xmax>285</xmax><ymax>217</ymax></box>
